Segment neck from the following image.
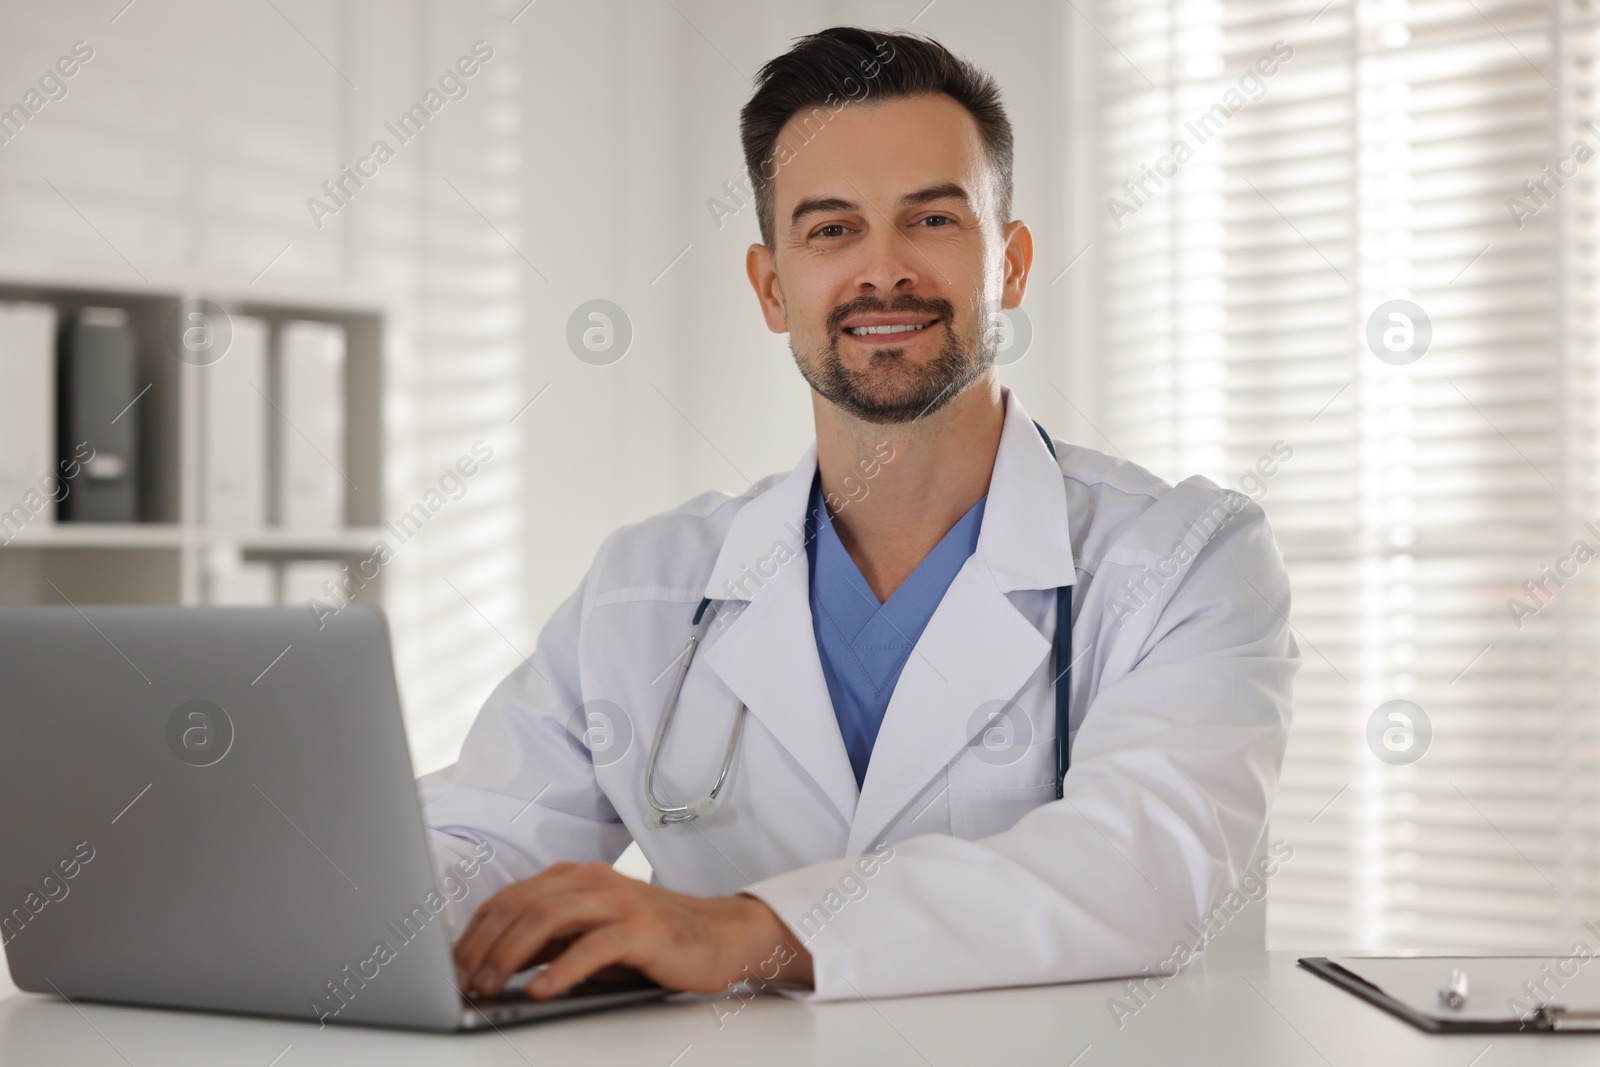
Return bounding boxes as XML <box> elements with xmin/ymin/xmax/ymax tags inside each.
<box><xmin>814</xmin><ymin>372</ymin><xmax>1005</xmax><ymax>602</ymax></box>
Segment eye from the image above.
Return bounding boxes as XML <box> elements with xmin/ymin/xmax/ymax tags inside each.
<box><xmin>813</xmin><ymin>222</ymin><xmax>850</xmax><ymax>239</ymax></box>
<box><xmin>918</xmin><ymin>214</ymin><xmax>955</xmax><ymax>228</ymax></box>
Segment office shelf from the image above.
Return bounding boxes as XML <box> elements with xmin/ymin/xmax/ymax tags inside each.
<box><xmin>216</xmin><ymin>526</ymin><xmax>390</xmax><ymax>552</ymax></box>
<box><xmin>1</xmin><ymin>524</ymin><xmax>390</xmax><ymax>551</ymax></box>
<box><xmin>0</xmin><ymin>277</ymin><xmax>389</xmax><ymax>607</ymax></box>
<box><xmin>2</xmin><ymin>523</ymin><xmax>185</xmax><ymax>548</ymax></box>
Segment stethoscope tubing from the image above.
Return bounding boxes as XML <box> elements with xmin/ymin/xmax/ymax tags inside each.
<box><xmin>644</xmin><ymin>597</ymin><xmax>746</xmax><ymax>824</ymax></box>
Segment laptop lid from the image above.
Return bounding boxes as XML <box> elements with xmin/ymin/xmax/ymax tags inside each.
<box><xmin>0</xmin><ymin>606</ymin><xmax>465</xmax><ymax>1030</ymax></box>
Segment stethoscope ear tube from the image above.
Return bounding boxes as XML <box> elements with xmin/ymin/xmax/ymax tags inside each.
<box><xmin>1034</xmin><ymin>421</ymin><xmax>1073</xmax><ymax>800</ymax></box>
<box><xmin>1053</xmin><ymin>584</ymin><xmax>1072</xmax><ymax>799</ymax></box>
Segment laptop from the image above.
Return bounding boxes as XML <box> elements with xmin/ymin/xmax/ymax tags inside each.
<box><xmin>0</xmin><ymin>605</ymin><xmax>668</xmax><ymax>1031</ymax></box>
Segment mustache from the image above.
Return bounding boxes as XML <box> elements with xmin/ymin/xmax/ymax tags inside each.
<box><xmin>826</xmin><ymin>294</ymin><xmax>955</xmax><ymax>334</ymax></box>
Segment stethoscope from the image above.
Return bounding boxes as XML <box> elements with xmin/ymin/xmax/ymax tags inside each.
<box><xmin>643</xmin><ymin>422</ymin><xmax>1076</xmax><ymax>827</ymax></box>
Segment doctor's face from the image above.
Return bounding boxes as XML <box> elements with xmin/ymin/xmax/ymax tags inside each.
<box><xmin>747</xmin><ymin>93</ymin><xmax>1031</xmax><ymax>425</ymax></box>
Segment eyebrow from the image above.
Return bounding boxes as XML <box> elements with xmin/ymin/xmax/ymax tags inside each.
<box><xmin>789</xmin><ymin>183</ymin><xmax>974</xmax><ymax>230</ymax></box>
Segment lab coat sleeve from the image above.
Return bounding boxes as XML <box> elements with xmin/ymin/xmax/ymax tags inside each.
<box><xmin>741</xmin><ymin>496</ymin><xmax>1298</xmax><ymax>1002</ymax></box>
<box><xmin>417</xmin><ymin>534</ymin><xmax>634</xmax><ymax>941</ymax></box>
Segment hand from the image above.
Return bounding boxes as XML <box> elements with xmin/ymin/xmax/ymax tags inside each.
<box><xmin>451</xmin><ymin>861</ymin><xmax>814</xmax><ymax>999</ymax></box>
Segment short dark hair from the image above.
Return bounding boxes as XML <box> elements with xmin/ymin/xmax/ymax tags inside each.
<box><xmin>739</xmin><ymin>26</ymin><xmax>1014</xmax><ymax>247</ymax></box>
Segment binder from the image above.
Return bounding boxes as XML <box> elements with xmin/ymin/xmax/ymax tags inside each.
<box><xmin>202</xmin><ymin>316</ymin><xmax>267</xmax><ymax>528</ymax></box>
<box><xmin>275</xmin><ymin>321</ymin><xmax>345</xmax><ymax>530</ymax></box>
<box><xmin>58</xmin><ymin>306</ymin><xmax>140</xmax><ymax>522</ymax></box>
<box><xmin>1300</xmin><ymin>956</ymin><xmax>1600</xmax><ymax>1033</ymax></box>
<box><xmin>0</xmin><ymin>301</ymin><xmax>57</xmax><ymax>529</ymax></box>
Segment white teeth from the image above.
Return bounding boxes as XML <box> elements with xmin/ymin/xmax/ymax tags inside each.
<box><xmin>847</xmin><ymin>322</ymin><xmax>931</xmax><ymax>336</ymax></box>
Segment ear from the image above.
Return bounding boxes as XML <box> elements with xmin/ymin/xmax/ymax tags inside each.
<box><xmin>998</xmin><ymin>219</ymin><xmax>1034</xmax><ymax>310</ymax></box>
<box><xmin>746</xmin><ymin>243</ymin><xmax>789</xmax><ymax>333</ymax></box>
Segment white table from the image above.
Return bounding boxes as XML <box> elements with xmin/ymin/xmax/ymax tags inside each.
<box><xmin>2</xmin><ymin>951</ymin><xmax>1595</xmax><ymax>1065</ymax></box>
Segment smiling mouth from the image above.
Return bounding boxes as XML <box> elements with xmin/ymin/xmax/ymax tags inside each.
<box><xmin>843</xmin><ymin>320</ymin><xmax>938</xmax><ymax>338</ymax></box>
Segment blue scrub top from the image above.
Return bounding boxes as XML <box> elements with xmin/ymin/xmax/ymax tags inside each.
<box><xmin>804</xmin><ymin>474</ymin><xmax>987</xmax><ymax>789</ymax></box>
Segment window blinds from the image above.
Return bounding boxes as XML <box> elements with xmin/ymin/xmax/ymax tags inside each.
<box><xmin>1093</xmin><ymin>0</ymin><xmax>1596</xmax><ymax>948</ymax></box>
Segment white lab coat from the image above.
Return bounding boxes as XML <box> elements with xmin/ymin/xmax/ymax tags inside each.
<box><xmin>419</xmin><ymin>388</ymin><xmax>1298</xmax><ymax>1002</ymax></box>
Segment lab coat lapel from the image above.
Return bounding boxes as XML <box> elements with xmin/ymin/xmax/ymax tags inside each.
<box><xmin>845</xmin><ymin>567</ymin><xmax>1049</xmax><ymax>853</ymax></box>
<box><xmin>845</xmin><ymin>390</ymin><xmax>1078</xmax><ymax>854</ymax></box>
<box><xmin>701</xmin><ymin>447</ymin><xmax>860</xmax><ymax>825</ymax></box>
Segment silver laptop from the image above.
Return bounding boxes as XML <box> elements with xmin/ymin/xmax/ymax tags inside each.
<box><xmin>0</xmin><ymin>605</ymin><xmax>667</xmax><ymax>1031</ymax></box>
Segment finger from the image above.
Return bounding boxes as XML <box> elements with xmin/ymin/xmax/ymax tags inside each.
<box><xmin>453</xmin><ymin>903</ymin><xmax>497</xmax><ymax>975</ymax></box>
<box><xmin>454</xmin><ymin>859</ymin><xmax>583</xmax><ymax>961</ymax></box>
<box><xmin>455</xmin><ymin>864</ymin><xmax>625</xmax><ymax>990</ymax></box>
<box><xmin>454</xmin><ymin>862</ymin><xmax>583</xmax><ymax>978</ymax></box>
<box><xmin>526</xmin><ymin>924</ymin><xmax>638</xmax><ymax>1001</ymax></box>
<box><xmin>454</xmin><ymin>884</ymin><xmax>553</xmax><ymax>988</ymax></box>
<box><xmin>525</xmin><ymin>932</ymin><xmax>578</xmax><ymax>968</ymax></box>
<box><xmin>454</xmin><ymin>856</ymin><xmax>562</xmax><ymax>952</ymax></box>
<box><xmin>478</xmin><ymin>891</ymin><xmax>621</xmax><ymax>994</ymax></box>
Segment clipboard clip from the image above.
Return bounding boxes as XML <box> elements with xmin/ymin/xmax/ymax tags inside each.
<box><xmin>1535</xmin><ymin>1006</ymin><xmax>1600</xmax><ymax>1032</ymax></box>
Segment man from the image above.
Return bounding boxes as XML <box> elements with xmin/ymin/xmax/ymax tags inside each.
<box><xmin>422</xmin><ymin>27</ymin><xmax>1297</xmax><ymax>1004</ymax></box>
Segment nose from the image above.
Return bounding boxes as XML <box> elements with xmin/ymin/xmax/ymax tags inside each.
<box><xmin>851</xmin><ymin>223</ymin><xmax>920</xmax><ymax>296</ymax></box>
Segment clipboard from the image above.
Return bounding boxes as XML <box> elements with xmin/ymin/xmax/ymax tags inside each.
<box><xmin>1299</xmin><ymin>956</ymin><xmax>1600</xmax><ymax>1033</ymax></box>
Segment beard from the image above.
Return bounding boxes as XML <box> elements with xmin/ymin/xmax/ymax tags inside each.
<box><xmin>792</xmin><ymin>293</ymin><xmax>994</xmax><ymax>425</ymax></box>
